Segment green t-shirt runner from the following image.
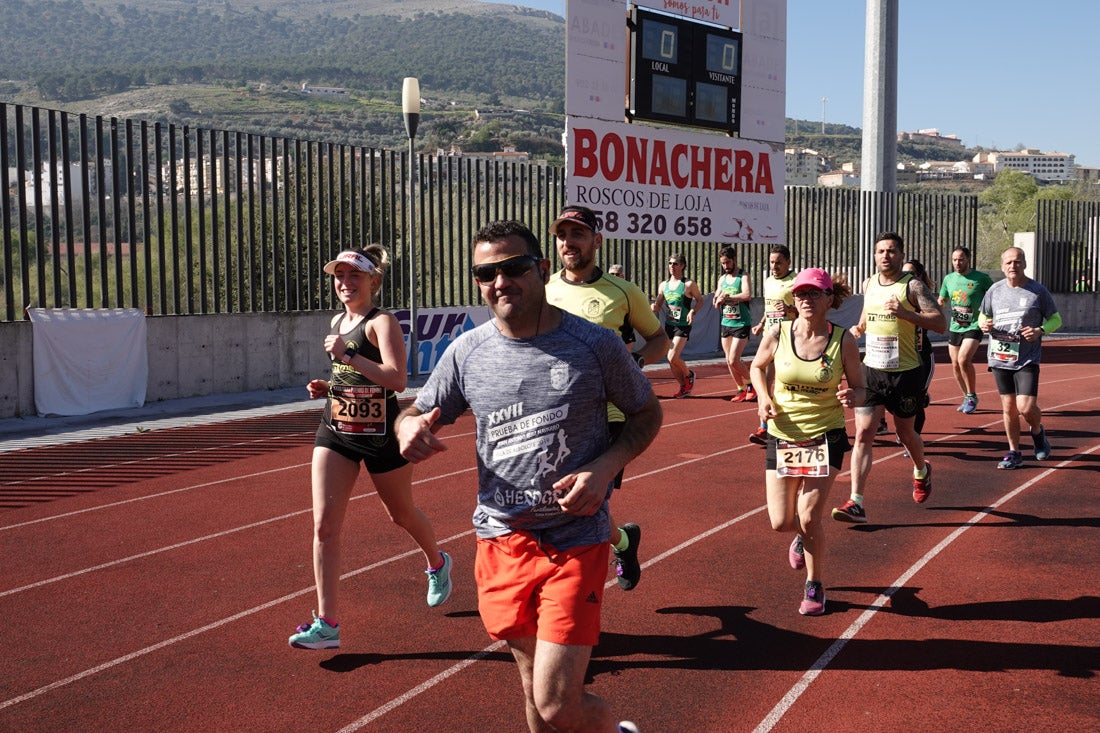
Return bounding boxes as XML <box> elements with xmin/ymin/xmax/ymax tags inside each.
<box><xmin>939</xmin><ymin>269</ymin><xmax>994</xmax><ymax>333</ymax></box>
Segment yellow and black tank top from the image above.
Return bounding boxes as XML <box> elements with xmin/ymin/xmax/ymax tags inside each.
<box><xmin>762</xmin><ymin>271</ymin><xmax>797</xmax><ymax>328</ymax></box>
<box><xmin>862</xmin><ymin>273</ymin><xmax>919</xmax><ymax>372</ymax></box>
<box><xmin>769</xmin><ymin>321</ymin><xmax>846</xmax><ymax>442</ymax></box>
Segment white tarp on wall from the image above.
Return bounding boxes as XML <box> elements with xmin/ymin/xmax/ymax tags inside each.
<box><xmin>28</xmin><ymin>308</ymin><xmax>147</xmax><ymax>416</ymax></box>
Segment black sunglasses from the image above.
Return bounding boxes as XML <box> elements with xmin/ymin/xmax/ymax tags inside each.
<box><xmin>471</xmin><ymin>255</ymin><xmax>540</xmax><ymax>283</ymax></box>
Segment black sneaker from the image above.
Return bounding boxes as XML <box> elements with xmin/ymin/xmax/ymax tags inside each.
<box><xmin>613</xmin><ymin>523</ymin><xmax>642</xmax><ymax>591</ymax></box>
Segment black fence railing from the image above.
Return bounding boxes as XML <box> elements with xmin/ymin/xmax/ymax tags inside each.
<box><xmin>1035</xmin><ymin>198</ymin><xmax>1100</xmax><ymax>293</ymax></box>
<box><xmin>2</xmin><ymin>101</ymin><xmax>1004</xmax><ymax>323</ymax></box>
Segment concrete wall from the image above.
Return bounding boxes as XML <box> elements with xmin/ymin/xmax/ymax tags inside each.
<box><xmin>3</xmin><ymin>296</ymin><xmax>1099</xmax><ymax>420</ymax></box>
<box><xmin>1</xmin><ymin>311</ymin><xmax>331</xmax><ymax>419</ymax></box>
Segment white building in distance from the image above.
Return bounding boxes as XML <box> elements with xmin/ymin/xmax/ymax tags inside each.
<box><xmin>974</xmin><ymin>149</ymin><xmax>1076</xmax><ymax>183</ymax></box>
<box><xmin>784</xmin><ymin>148</ymin><xmax>828</xmax><ymax>186</ymax></box>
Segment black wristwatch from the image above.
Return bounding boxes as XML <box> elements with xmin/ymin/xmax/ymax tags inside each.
<box><xmin>633</xmin><ymin>353</ymin><xmax>645</xmax><ymax>368</ymax></box>
<box><xmin>340</xmin><ymin>346</ymin><xmax>357</xmax><ymax>364</ymax></box>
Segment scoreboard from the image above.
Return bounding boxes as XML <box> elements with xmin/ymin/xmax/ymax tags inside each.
<box><xmin>628</xmin><ymin>6</ymin><xmax>743</xmax><ymax>136</ymax></box>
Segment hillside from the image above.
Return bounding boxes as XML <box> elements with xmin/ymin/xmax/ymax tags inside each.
<box><xmin>1</xmin><ymin>0</ymin><xmax>991</xmax><ymax>171</ymax></box>
<box><xmin>2</xmin><ymin>0</ymin><xmax>566</xmax><ymax>153</ymax></box>
<box><xmin>2</xmin><ymin>0</ymin><xmax>563</xmax><ymax>101</ymax></box>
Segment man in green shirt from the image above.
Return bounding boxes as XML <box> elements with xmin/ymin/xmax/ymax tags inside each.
<box><xmin>937</xmin><ymin>246</ymin><xmax>994</xmax><ymax>414</ymax></box>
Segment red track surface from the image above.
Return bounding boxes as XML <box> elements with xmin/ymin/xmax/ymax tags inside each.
<box><xmin>2</xmin><ymin>339</ymin><xmax>1098</xmax><ymax>732</ymax></box>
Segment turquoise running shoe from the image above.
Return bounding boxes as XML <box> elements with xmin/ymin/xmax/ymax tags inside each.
<box><xmin>289</xmin><ymin>612</ymin><xmax>339</xmax><ymax>649</ymax></box>
<box><xmin>1032</xmin><ymin>426</ymin><xmax>1052</xmax><ymax>461</ymax></box>
<box><xmin>426</xmin><ymin>552</ymin><xmax>453</xmax><ymax>607</ymax></box>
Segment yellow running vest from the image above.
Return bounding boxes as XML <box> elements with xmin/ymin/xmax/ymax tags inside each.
<box><xmin>862</xmin><ymin>273</ymin><xmax>919</xmax><ymax>372</ymax></box>
<box><xmin>762</xmin><ymin>271</ymin><xmax>796</xmax><ymax>328</ymax></box>
<box><xmin>770</xmin><ymin>322</ymin><xmax>846</xmax><ymax>442</ymax></box>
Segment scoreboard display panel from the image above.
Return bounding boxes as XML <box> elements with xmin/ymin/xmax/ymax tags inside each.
<box><xmin>628</xmin><ymin>7</ymin><xmax>743</xmax><ymax>135</ymax></box>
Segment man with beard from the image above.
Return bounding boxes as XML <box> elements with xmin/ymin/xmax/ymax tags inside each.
<box><xmin>748</xmin><ymin>244</ymin><xmax>798</xmax><ymax>445</ymax></box>
<box><xmin>546</xmin><ymin>205</ymin><xmax>668</xmax><ymax>591</ymax></box>
<box><xmin>833</xmin><ymin>232</ymin><xmax>945</xmax><ymax>523</ymax></box>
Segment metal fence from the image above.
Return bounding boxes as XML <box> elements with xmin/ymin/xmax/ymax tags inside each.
<box><xmin>1035</xmin><ymin>198</ymin><xmax>1100</xmax><ymax>293</ymax></box>
<box><xmin>4</xmin><ymin>101</ymin><xmax>991</xmax><ymax>323</ymax></box>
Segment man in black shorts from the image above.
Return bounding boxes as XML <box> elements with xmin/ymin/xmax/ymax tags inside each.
<box><xmin>938</xmin><ymin>246</ymin><xmax>994</xmax><ymax>414</ymax></box>
<box><xmin>978</xmin><ymin>247</ymin><xmax>1061</xmax><ymax>469</ymax></box>
<box><xmin>833</xmin><ymin>232</ymin><xmax>946</xmax><ymax>523</ymax></box>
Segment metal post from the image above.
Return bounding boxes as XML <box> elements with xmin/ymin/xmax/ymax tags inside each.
<box><xmin>402</xmin><ymin>77</ymin><xmax>421</xmax><ymax>378</ymax></box>
<box><xmin>859</xmin><ymin>0</ymin><xmax>899</xmax><ymax>288</ymax></box>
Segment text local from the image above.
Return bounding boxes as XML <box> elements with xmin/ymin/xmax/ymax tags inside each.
<box><xmin>571</xmin><ymin>127</ymin><xmax>775</xmax><ymax>194</ymax></box>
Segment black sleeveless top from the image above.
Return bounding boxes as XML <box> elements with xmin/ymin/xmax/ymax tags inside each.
<box><xmin>321</xmin><ymin>309</ymin><xmax>401</xmax><ymax>437</ymax></box>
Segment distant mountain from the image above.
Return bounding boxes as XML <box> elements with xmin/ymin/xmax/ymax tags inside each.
<box><xmin>2</xmin><ymin>0</ymin><xmax>564</xmax><ymax>102</ymax></box>
<box><xmin>2</xmin><ymin>0</ymin><xmax>987</xmax><ymax>171</ymax></box>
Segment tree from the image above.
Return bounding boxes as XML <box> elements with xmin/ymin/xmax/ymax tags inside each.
<box><xmin>977</xmin><ymin>169</ymin><xmax>1074</xmax><ymax>267</ymax></box>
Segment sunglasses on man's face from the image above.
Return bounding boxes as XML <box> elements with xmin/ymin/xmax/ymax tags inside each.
<box><xmin>471</xmin><ymin>255</ymin><xmax>540</xmax><ymax>283</ymax></box>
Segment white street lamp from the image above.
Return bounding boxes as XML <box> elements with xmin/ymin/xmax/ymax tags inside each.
<box><xmin>402</xmin><ymin>77</ymin><xmax>420</xmax><ymax>377</ymax></box>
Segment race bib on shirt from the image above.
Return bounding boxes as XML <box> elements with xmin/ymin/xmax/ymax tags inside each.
<box><xmin>329</xmin><ymin>384</ymin><xmax>386</xmax><ymax>434</ymax></box>
<box><xmin>990</xmin><ymin>334</ymin><xmax>1020</xmax><ymax>367</ymax></box>
<box><xmin>952</xmin><ymin>305</ymin><xmax>973</xmax><ymax>326</ymax></box>
<box><xmin>776</xmin><ymin>436</ymin><xmax>830</xmax><ymax>478</ymax></box>
<box><xmin>765</xmin><ymin>302</ymin><xmax>787</xmax><ymax>326</ymax></box>
<box><xmin>864</xmin><ymin>333</ymin><xmax>900</xmax><ymax>369</ymax></box>
<box><xmin>667</xmin><ymin>303</ymin><xmax>683</xmax><ymax>321</ymax></box>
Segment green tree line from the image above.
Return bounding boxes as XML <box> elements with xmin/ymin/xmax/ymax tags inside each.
<box><xmin>4</xmin><ymin>0</ymin><xmax>563</xmax><ymax>103</ymax></box>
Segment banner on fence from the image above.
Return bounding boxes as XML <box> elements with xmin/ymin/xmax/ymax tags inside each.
<box><xmin>394</xmin><ymin>306</ymin><xmax>491</xmax><ymax>374</ymax></box>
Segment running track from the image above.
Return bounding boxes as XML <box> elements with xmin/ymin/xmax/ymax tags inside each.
<box><xmin>2</xmin><ymin>339</ymin><xmax>1098</xmax><ymax>732</ymax></box>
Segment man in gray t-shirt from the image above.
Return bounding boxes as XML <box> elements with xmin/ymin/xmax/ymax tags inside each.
<box><xmin>979</xmin><ymin>246</ymin><xmax>1062</xmax><ymax>469</ymax></box>
<box><xmin>396</xmin><ymin>221</ymin><xmax>661</xmax><ymax>731</ymax></box>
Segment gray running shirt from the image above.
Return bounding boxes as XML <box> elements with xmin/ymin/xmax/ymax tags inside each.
<box><xmin>979</xmin><ymin>278</ymin><xmax>1058</xmax><ymax>370</ymax></box>
<box><xmin>415</xmin><ymin>310</ymin><xmax>653</xmax><ymax>550</ymax></box>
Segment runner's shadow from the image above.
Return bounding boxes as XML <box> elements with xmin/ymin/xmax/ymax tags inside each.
<box><xmin>836</xmin><ymin>586</ymin><xmax>1100</xmax><ymax>623</ymax></box>
<box><xmin>589</xmin><ymin>605</ymin><xmax>824</xmax><ymax>678</ymax></box>
<box><xmin>319</xmin><ymin>648</ymin><xmax>513</xmax><ymax>673</ymax></box>
<box><xmin>588</xmin><ymin>603</ymin><xmax>1098</xmax><ymax>678</ymax></box>
<box><xmin>933</xmin><ymin>506</ymin><xmax>1100</xmax><ymax>529</ymax></box>
<box><xmin>840</xmin><ymin>506</ymin><xmax>1100</xmax><ymax>533</ymax></box>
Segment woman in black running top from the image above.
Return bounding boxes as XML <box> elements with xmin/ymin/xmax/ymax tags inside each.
<box><xmin>288</xmin><ymin>244</ymin><xmax>452</xmax><ymax>650</ymax></box>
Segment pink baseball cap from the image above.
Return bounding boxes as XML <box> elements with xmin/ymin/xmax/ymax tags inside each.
<box><xmin>792</xmin><ymin>267</ymin><xmax>833</xmax><ymax>293</ymax></box>
<box><xmin>323</xmin><ymin>251</ymin><xmax>377</xmax><ymax>275</ymax></box>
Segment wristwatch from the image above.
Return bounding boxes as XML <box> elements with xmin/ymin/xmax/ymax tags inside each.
<box><xmin>633</xmin><ymin>353</ymin><xmax>645</xmax><ymax>368</ymax></box>
<box><xmin>340</xmin><ymin>346</ymin><xmax>357</xmax><ymax>364</ymax></box>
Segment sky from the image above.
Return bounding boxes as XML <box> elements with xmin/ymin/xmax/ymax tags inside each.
<box><xmin>484</xmin><ymin>0</ymin><xmax>1100</xmax><ymax>168</ymax></box>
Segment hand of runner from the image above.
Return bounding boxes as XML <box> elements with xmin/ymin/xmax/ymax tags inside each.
<box><xmin>396</xmin><ymin>407</ymin><xmax>447</xmax><ymax>463</ymax></box>
<box><xmin>836</xmin><ymin>384</ymin><xmax>863</xmax><ymax>408</ymax></box>
<box><xmin>554</xmin><ymin>467</ymin><xmax>611</xmax><ymax>516</ymax></box>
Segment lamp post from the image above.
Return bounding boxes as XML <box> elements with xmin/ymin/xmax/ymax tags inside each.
<box><xmin>402</xmin><ymin>77</ymin><xmax>420</xmax><ymax>377</ymax></box>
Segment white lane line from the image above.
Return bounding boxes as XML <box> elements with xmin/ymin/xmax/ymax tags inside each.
<box><xmin>1</xmin><ymin>465</ymin><xmax>477</xmax><ymax>596</ymax></box>
<box><xmin>752</xmin><ymin>442</ymin><xmax>1100</xmax><ymax>733</ymax></box>
<box><xmin>3</xmin><ymin>389</ymin><xmax>1095</xmax><ymax>721</ymax></box>
<box><xmin>0</xmin><ymin>528</ymin><xmax>476</xmax><ymax>713</ymax></box>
